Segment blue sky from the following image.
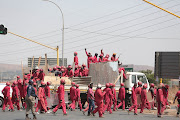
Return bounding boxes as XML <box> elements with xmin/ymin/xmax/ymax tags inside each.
<box><xmin>0</xmin><ymin>0</ymin><xmax>180</xmax><ymax>66</ymax></box>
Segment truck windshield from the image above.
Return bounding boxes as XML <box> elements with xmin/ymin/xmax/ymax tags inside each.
<box><xmin>137</xmin><ymin>75</ymin><xmax>147</xmax><ymax>83</ymax></box>
<box><xmin>132</xmin><ymin>75</ymin><xmax>136</xmax><ymax>83</ymax></box>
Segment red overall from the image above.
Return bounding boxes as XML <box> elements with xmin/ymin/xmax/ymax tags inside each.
<box><xmin>156</xmin><ymin>88</ymin><xmax>166</xmax><ymax>115</ymax></box>
<box><xmin>112</xmin><ymin>88</ymin><xmax>117</xmax><ymax>111</ymax></box>
<box><xmin>117</xmin><ymin>87</ymin><xmax>125</xmax><ymax>110</ymax></box>
<box><xmin>76</xmin><ymin>88</ymin><xmax>82</xmax><ymax>110</ymax></box>
<box><xmin>36</xmin><ymin>87</ymin><xmax>47</xmax><ymax>112</ymax></box>
<box><xmin>2</xmin><ymin>86</ymin><xmax>14</xmax><ymax>111</ymax></box>
<box><xmin>93</xmin><ymin>88</ymin><xmax>106</xmax><ymax>117</ymax></box>
<box><xmin>103</xmin><ymin>88</ymin><xmax>113</xmax><ymax>114</ymax></box>
<box><xmin>93</xmin><ymin>56</ymin><xmax>98</xmax><ymax>63</ymax></box>
<box><xmin>135</xmin><ymin>86</ymin><xmax>142</xmax><ymax>108</ymax></box>
<box><xmin>45</xmin><ymin>85</ymin><xmax>50</xmax><ymax>109</ymax></box>
<box><xmin>140</xmin><ymin>89</ymin><xmax>151</xmax><ymax>113</ymax></box>
<box><xmin>67</xmin><ymin>70</ymin><xmax>74</xmax><ymax>78</ymax></box>
<box><xmin>38</xmin><ymin>72</ymin><xmax>45</xmax><ymax>81</ymax></box>
<box><xmin>162</xmin><ymin>87</ymin><xmax>169</xmax><ymax>105</ymax></box>
<box><xmin>69</xmin><ymin>87</ymin><xmax>76</xmax><ymax>109</ymax></box>
<box><xmin>82</xmin><ymin>68</ymin><xmax>89</xmax><ymax>77</ymax></box>
<box><xmin>53</xmin><ymin>85</ymin><xmax>67</xmax><ymax>114</ymax></box>
<box><xmin>74</xmin><ymin>69</ymin><xmax>79</xmax><ymax>77</ymax></box>
<box><xmin>118</xmin><ymin>67</ymin><xmax>127</xmax><ymax>79</ymax></box>
<box><xmin>13</xmin><ymin>86</ymin><xmax>20</xmax><ymax>110</ymax></box>
<box><xmin>129</xmin><ymin>87</ymin><xmax>137</xmax><ymax>114</ymax></box>
<box><xmin>85</xmin><ymin>50</ymin><xmax>93</xmax><ymax>68</ymax></box>
<box><xmin>23</xmin><ymin>84</ymin><xmax>28</xmax><ymax>108</ymax></box>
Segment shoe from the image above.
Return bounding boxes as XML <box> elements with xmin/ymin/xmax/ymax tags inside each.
<box><xmin>127</xmin><ymin>109</ymin><xmax>130</xmax><ymax>115</ymax></box>
<box><xmin>157</xmin><ymin>115</ymin><xmax>161</xmax><ymax>118</ymax></box>
<box><xmin>25</xmin><ymin>114</ymin><xmax>30</xmax><ymax>120</ymax></box>
<box><xmin>33</xmin><ymin>115</ymin><xmax>37</xmax><ymax>120</ymax></box>
<box><xmin>99</xmin><ymin>116</ymin><xmax>104</xmax><ymax>118</ymax></box>
<box><xmin>176</xmin><ymin>114</ymin><xmax>179</xmax><ymax>118</ymax></box>
<box><xmin>11</xmin><ymin>109</ymin><xmax>15</xmax><ymax>112</ymax></box>
<box><xmin>36</xmin><ymin>112</ymin><xmax>40</xmax><ymax>115</ymax></box>
<box><xmin>52</xmin><ymin>111</ymin><xmax>56</xmax><ymax>115</ymax></box>
<box><xmin>2</xmin><ymin>110</ymin><xmax>5</xmax><ymax>112</ymax></box>
<box><xmin>82</xmin><ymin>111</ymin><xmax>85</xmax><ymax>115</ymax></box>
<box><xmin>87</xmin><ymin>113</ymin><xmax>91</xmax><ymax>116</ymax></box>
<box><xmin>134</xmin><ymin>113</ymin><xmax>138</xmax><ymax>115</ymax></box>
<box><xmin>63</xmin><ymin>113</ymin><xmax>67</xmax><ymax>116</ymax></box>
<box><xmin>92</xmin><ymin>112</ymin><xmax>95</xmax><ymax>116</ymax></box>
<box><xmin>19</xmin><ymin>109</ymin><xmax>22</xmax><ymax>111</ymax></box>
<box><xmin>46</xmin><ymin>110</ymin><xmax>51</xmax><ymax>114</ymax></box>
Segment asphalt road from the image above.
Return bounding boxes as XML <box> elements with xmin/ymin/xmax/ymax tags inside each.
<box><xmin>0</xmin><ymin>108</ymin><xmax>179</xmax><ymax>120</ymax></box>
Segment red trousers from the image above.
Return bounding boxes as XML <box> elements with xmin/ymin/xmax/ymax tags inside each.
<box><xmin>129</xmin><ymin>100</ymin><xmax>137</xmax><ymax>114</ymax></box>
<box><xmin>14</xmin><ymin>99</ymin><xmax>20</xmax><ymax>110</ymax></box>
<box><xmin>2</xmin><ymin>97</ymin><xmax>14</xmax><ymax>111</ymax></box>
<box><xmin>93</xmin><ymin>102</ymin><xmax>103</xmax><ymax>117</ymax></box>
<box><xmin>107</xmin><ymin>100</ymin><xmax>113</xmax><ymax>113</ymax></box>
<box><xmin>76</xmin><ymin>99</ymin><xmax>82</xmax><ymax>110</ymax></box>
<box><xmin>117</xmin><ymin>98</ymin><xmax>125</xmax><ymax>110</ymax></box>
<box><xmin>103</xmin><ymin>99</ymin><xmax>110</xmax><ymax>113</ymax></box>
<box><xmin>140</xmin><ymin>100</ymin><xmax>151</xmax><ymax>113</ymax></box>
<box><xmin>157</xmin><ymin>101</ymin><xmax>166</xmax><ymax>115</ymax></box>
<box><xmin>53</xmin><ymin>101</ymin><xmax>66</xmax><ymax>114</ymax></box>
<box><xmin>69</xmin><ymin>99</ymin><xmax>76</xmax><ymax>109</ymax></box>
<box><xmin>113</xmin><ymin>99</ymin><xmax>117</xmax><ymax>111</ymax></box>
<box><xmin>36</xmin><ymin>98</ymin><xmax>47</xmax><ymax>112</ymax></box>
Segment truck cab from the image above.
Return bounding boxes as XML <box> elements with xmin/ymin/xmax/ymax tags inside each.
<box><xmin>123</xmin><ymin>72</ymin><xmax>149</xmax><ymax>106</ymax></box>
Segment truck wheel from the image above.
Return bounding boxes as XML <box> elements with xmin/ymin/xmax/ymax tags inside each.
<box><xmin>0</xmin><ymin>97</ymin><xmax>4</xmax><ymax>107</ymax></box>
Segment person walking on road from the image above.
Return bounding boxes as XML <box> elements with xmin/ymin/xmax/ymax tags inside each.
<box><xmin>87</xmin><ymin>83</ymin><xmax>95</xmax><ymax>116</ymax></box>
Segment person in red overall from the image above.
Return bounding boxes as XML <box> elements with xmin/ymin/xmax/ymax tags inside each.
<box><xmin>85</xmin><ymin>48</ymin><xmax>93</xmax><ymax>68</ymax></box>
<box><xmin>92</xmin><ymin>83</ymin><xmax>106</xmax><ymax>118</ymax></box>
<box><xmin>35</xmin><ymin>82</ymin><xmax>48</xmax><ymax>114</ymax></box>
<box><xmin>173</xmin><ymin>90</ymin><xmax>180</xmax><ymax>117</ymax></box>
<box><xmin>33</xmin><ymin>82</ymin><xmax>37</xmax><ymax>107</ymax></box>
<box><xmin>111</xmin><ymin>53</ymin><xmax>119</xmax><ymax>61</ymax></box>
<box><xmin>128</xmin><ymin>83</ymin><xmax>138</xmax><ymax>115</ymax></box>
<box><xmin>75</xmin><ymin>84</ymin><xmax>82</xmax><ymax>111</ymax></box>
<box><xmin>66</xmin><ymin>65</ymin><xmax>74</xmax><ymax>78</ymax></box>
<box><xmin>11</xmin><ymin>83</ymin><xmax>15</xmax><ymax>105</ymax></box>
<box><xmin>45</xmin><ymin>82</ymin><xmax>51</xmax><ymax>110</ymax></box>
<box><xmin>2</xmin><ymin>82</ymin><xmax>14</xmax><ymax>112</ymax></box>
<box><xmin>82</xmin><ymin>64</ymin><xmax>89</xmax><ymax>77</ymax></box>
<box><xmin>23</xmin><ymin>81</ymin><xmax>28</xmax><ymax>109</ymax></box>
<box><xmin>103</xmin><ymin>83</ymin><xmax>114</xmax><ymax>114</ymax></box>
<box><xmin>74</xmin><ymin>65</ymin><xmax>79</xmax><ymax>77</ymax></box>
<box><xmin>149</xmin><ymin>83</ymin><xmax>157</xmax><ymax>109</ymax></box>
<box><xmin>136</xmin><ymin>81</ymin><xmax>142</xmax><ymax>108</ymax></box>
<box><xmin>103</xmin><ymin>54</ymin><xmax>110</xmax><ymax>62</ymax></box>
<box><xmin>17</xmin><ymin>79</ymin><xmax>24</xmax><ymax>109</ymax></box>
<box><xmin>69</xmin><ymin>82</ymin><xmax>77</xmax><ymax>110</ymax></box>
<box><xmin>52</xmin><ymin>79</ymin><xmax>67</xmax><ymax>115</ymax></box>
<box><xmin>74</xmin><ymin>52</ymin><xmax>78</xmax><ymax>65</ymax></box>
<box><xmin>163</xmin><ymin>84</ymin><xmax>169</xmax><ymax>107</ymax></box>
<box><xmin>32</xmin><ymin>70</ymin><xmax>38</xmax><ymax>79</ymax></box>
<box><xmin>156</xmin><ymin>83</ymin><xmax>166</xmax><ymax>118</ymax></box>
<box><xmin>117</xmin><ymin>83</ymin><xmax>125</xmax><ymax>110</ymax></box>
<box><xmin>93</xmin><ymin>53</ymin><xmax>98</xmax><ymax>63</ymax></box>
<box><xmin>140</xmin><ymin>84</ymin><xmax>151</xmax><ymax>113</ymax></box>
<box><xmin>38</xmin><ymin>69</ymin><xmax>45</xmax><ymax>81</ymax></box>
<box><xmin>13</xmin><ymin>81</ymin><xmax>20</xmax><ymax>110</ymax></box>
<box><xmin>112</xmin><ymin>84</ymin><xmax>117</xmax><ymax>111</ymax></box>
<box><xmin>98</xmin><ymin>54</ymin><xmax>104</xmax><ymax>62</ymax></box>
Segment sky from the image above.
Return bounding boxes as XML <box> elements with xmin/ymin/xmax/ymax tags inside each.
<box><xmin>0</xmin><ymin>0</ymin><xmax>180</xmax><ymax>67</ymax></box>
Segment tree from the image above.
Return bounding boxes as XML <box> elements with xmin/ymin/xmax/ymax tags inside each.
<box><xmin>139</xmin><ymin>70</ymin><xmax>155</xmax><ymax>84</ymax></box>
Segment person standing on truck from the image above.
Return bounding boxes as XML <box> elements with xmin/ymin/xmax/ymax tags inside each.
<box><xmin>85</xmin><ymin>48</ymin><xmax>93</xmax><ymax>68</ymax></box>
<box><xmin>140</xmin><ymin>84</ymin><xmax>151</xmax><ymax>113</ymax></box>
<box><xmin>2</xmin><ymin>82</ymin><xmax>14</xmax><ymax>112</ymax></box>
<box><xmin>103</xmin><ymin>54</ymin><xmax>110</xmax><ymax>62</ymax></box>
<box><xmin>66</xmin><ymin>65</ymin><xmax>74</xmax><ymax>78</ymax></box>
<box><xmin>136</xmin><ymin>81</ymin><xmax>142</xmax><ymax>108</ymax></box>
<box><xmin>117</xmin><ymin>83</ymin><xmax>125</xmax><ymax>110</ymax></box>
<box><xmin>149</xmin><ymin>83</ymin><xmax>157</xmax><ymax>110</ymax></box>
<box><xmin>93</xmin><ymin>53</ymin><xmax>98</xmax><ymax>63</ymax></box>
<box><xmin>87</xmin><ymin>83</ymin><xmax>95</xmax><ymax>116</ymax></box>
<box><xmin>173</xmin><ymin>89</ymin><xmax>180</xmax><ymax>117</ymax></box>
<box><xmin>75</xmin><ymin>84</ymin><xmax>82</xmax><ymax>111</ymax></box>
<box><xmin>25</xmin><ymin>80</ymin><xmax>37</xmax><ymax>120</ymax></box>
<box><xmin>156</xmin><ymin>83</ymin><xmax>166</xmax><ymax>118</ymax></box>
<box><xmin>74</xmin><ymin>52</ymin><xmax>79</xmax><ymax>65</ymax></box>
<box><xmin>98</xmin><ymin>54</ymin><xmax>104</xmax><ymax>62</ymax></box>
<box><xmin>92</xmin><ymin>83</ymin><xmax>106</xmax><ymax>118</ymax></box>
<box><xmin>128</xmin><ymin>83</ymin><xmax>138</xmax><ymax>115</ymax></box>
<box><xmin>52</xmin><ymin>79</ymin><xmax>67</xmax><ymax>115</ymax></box>
<box><xmin>111</xmin><ymin>53</ymin><xmax>119</xmax><ymax>61</ymax></box>
<box><xmin>103</xmin><ymin>83</ymin><xmax>114</xmax><ymax>114</ymax></box>
<box><xmin>69</xmin><ymin>82</ymin><xmax>77</xmax><ymax>111</ymax></box>
<box><xmin>82</xmin><ymin>64</ymin><xmax>89</xmax><ymax>77</ymax></box>
<box><xmin>74</xmin><ymin>65</ymin><xmax>79</xmax><ymax>77</ymax></box>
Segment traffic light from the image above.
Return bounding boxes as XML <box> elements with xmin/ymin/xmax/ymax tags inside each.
<box><xmin>0</xmin><ymin>24</ymin><xmax>7</xmax><ymax>35</ymax></box>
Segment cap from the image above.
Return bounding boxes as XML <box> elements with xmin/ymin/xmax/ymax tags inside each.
<box><xmin>33</xmin><ymin>82</ymin><xmax>37</xmax><ymax>86</ymax></box>
<box><xmin>41</xmin><ymin>81</ymin><xmax>45</xmax><ymax>85</ymax></box>
<box><xmin>165</xmin><ymin>84</ymin><xmax>169</xmax><ymax>89</ymax></box>
<box><xmin>47</xmin><ymin>82</ymin><xmax>51</xmax><ymax>86</ymax></box>
<box><xmin>76</xmin><ymin>84</ymin><xmax>79</xmax><ymax>88</ymax></box>
<box><xmin>75</xmin><ymin>65</ymin><xmax>78</xmax><ymax>68</ymax></box>
<box><xmin>60</xmin><ymin>79</ymin><xmax>65</xmax><ymax>84</ymax></box>
<box><xmin>13</xmin><ymin>81</ymin><xmax>18</xmax><ymax>85</ymax></box>
<box><xmin>74</xmin><ymin>52</ymin><xmax>77</xmax><ymax>55</ymax></box>
<box><xmin>143</xmin><ymin>84</ymin><xmax>147</xmax><ymax>89</ymax></box>
<box><xmin>121</xmin><ymin>83</ymin><xmax>124</xmax><ymax>86</ymax></box>
<box><xmin>150</xmin><ymin>83</ymin><xmax>154</xmax><ymax>88</ymax></box>
<box><xmin>138</xmin><ymin>81</ymin><xmax>142</xmax><ymax>86</ymax></box>
<box><xmin>71</xmin><ymin>82</ymin><xmax>75</xmax><ymax>85</ymax></box>
<box><xmin>6</xmin><ymin>82</ymin><xmax>10</xmax><ymax>86</ymax></box>
<box><xmin>97</xmin><ymin>83</ymin><xmax>102</xmax><ymax>88</ymax></box>
<box><xmin>106</xmin><ymin>83</ymin><xmax>110</xmax><ymax>88</ymax></box>
<box><xmin>17</xmin><ymin>76</ymin><xmax>20</xmax><ymax>79</ymax></box>
<box><xmin>82</xmin><ymin>64</ymin><xmax>86</xmax><ymax>67</ymax></box>
<box><xmin>99</xmin><ymin>54</ymin><xmax>103</xmax><ymax>57</ymax></box>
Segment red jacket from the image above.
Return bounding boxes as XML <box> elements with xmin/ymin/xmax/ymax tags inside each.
<box><xmin>104</xmin><ymin>88</ymin><xmax>113</xmax><ymax>100</ymax></box>
<box><xmin>38</xmin><ymin>87</ymin><xmax>45</xmax><ymax>98</ymax></box>
<box><xmin>118</xmin><ymin>68</ymin><xmax>127</xmax><ymax>79</ymax></box>
<box><xmin>141</xmin><ymin>88</ymin><xmax>147</xmax><ymax>101</ymax></box>
<box><xmin>93</xmin><ymin>56</ymin><xmax>98</xmax><ymax>63</ymax></box>
<box><xmin>118</xmin><ymin>87</ymin><xmax>125</xmax><ymax>100</ymax></box>
<box><xmin>136</xmin><ymin>87</ymin><xmax>142</xmax><ymax>95</ymax></box>
<box><xmin>38</xmin><ymin>72</ymin><xmax>45</xmax><ymax>81</ymax></box>
<box><xmin>57</xmin><ymin>85</ymin><xmax>65</xmax><ymax>101</ymax></box>
<box><xmin>13</xmin><ymin>86</ymin><xmax>19</xmax><ymax>99</ymax></box>
<box><xmin>45</xmin><ymin>86</ymin><xmax>50</xmax><ymax>98</ymax></box>
<box><xmin>2</xmin><ymin>86</ymin><xmax>10</xmax><ymax>97</ymax></box>
<box><xmin>74</xmin><ymin>56</ymin><xmax>78</xmax><ymax>65</ymax></box>
<box><xmin>95</xmin><ymin>88</ymin><xmax>106</xmax><ymax>104</ymax></box>
<box><xmin>131</xmin><ymin>87</ymin><xmax>137</xmax><ymax>104</ymax></box>
<box><xmin>76</xmin><ymin>88</ymin><xmax>81</xmax><ymax>100</ymax></box>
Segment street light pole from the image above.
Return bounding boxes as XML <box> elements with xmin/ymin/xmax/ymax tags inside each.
<box><xmin>43</xmin><ymin>0</ymin><xmax>64</xmax><ymax>66</ymax></box>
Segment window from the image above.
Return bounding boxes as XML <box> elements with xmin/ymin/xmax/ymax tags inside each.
<box><xmin>132</xmin><ymin>75</ymin><xmax>136</xmax><ymax>83</ymax></box>
<box><xmin>137</xmin><ymin>75</ymin><xmax>147</xmax><ymax>83</ymax></box>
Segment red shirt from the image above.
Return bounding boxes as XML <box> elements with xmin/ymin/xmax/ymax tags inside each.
<box><xmin>176</xmin><ymin>91</ymin><xmax>180</xmax><ymax>99</ymax></box>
